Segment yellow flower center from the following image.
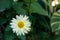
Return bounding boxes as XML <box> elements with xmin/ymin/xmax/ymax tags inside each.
<box><xmin>18</xmin><ymin>21</ymin><xmax>24</xmax><ymax>28</ymax></box>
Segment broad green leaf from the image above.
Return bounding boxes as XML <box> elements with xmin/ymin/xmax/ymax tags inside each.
<box><xmin>4</xmin><ymin>25</ymin><xmax>15</xmax><ymax>40</ymax></box>
<box><xmin>42</xmin><ymin>0</ymin><xmax>49</xmax><ymax>6</ymax></box>
<box><xmin>13</xmin><ymin>2</ymin><xmax>27</xmax><ymax>15</ymax></box>
<box><xmin>51</xmin><ymin>12</ymin><xmax>60</xmax><ymax>32</ymax></box>
<box><xmin>24</xmin><ymin>0</ymin><xmax>37</xmax><ymax>3</ymax></box>
<box><xmin>30</xmin><ymin>13</ymin><xmax>50</xmax><ymax>34</ymax></box>
<box><xmin>0</xmin><ymin>0</ymin><xmax>13</xmax><ymax>12</ymax></box>
<box><xmin>30</xmin><ymin>2</ymin><xmax>48</xmax><ymax>16</ymax></box>
<box><xmin>42</xmin><ymin>0</ymin><xmax>52</xmax><ymax>7</ymax></box>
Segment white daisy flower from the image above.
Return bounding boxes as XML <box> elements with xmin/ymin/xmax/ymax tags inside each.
<box><xmin>10</xmin><ymin>15</ymin><xmax>31</xmax><ymax>36</ymax></box>
<box><xmin>52</xmin><ymin>0</ymin><xmax>59</xmax><ymax>7</ymax></box>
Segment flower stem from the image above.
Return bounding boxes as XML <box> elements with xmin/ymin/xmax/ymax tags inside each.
<box><xmin>28</xmin><ymin>0</ymin><xmax>31</xmax><ymax>15</ymax></box>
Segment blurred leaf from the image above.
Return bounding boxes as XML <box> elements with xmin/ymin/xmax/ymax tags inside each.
<box><xmin>30</xmin><ymin>13</ymin><xmax>50</xmax><ymax>34</ymax></box>
<box><xmin>42</xmin><ymin>0</ymin><xmax>49</xmax><ymax>6</ymax></box>
<box><xmin>0</xmin><ymin>32</ymin><xmax>3</xmax><ymax>40</ymax></box>
<box><xmin>0</xmin><ymin>0</ymin><xmax>13</xmax><ymax>12</ymax></box>
<box><xmin>13</xmin><ymin>2</ymin><xmax>27</xmax><ymax>15</ymax></box>
<box><xmin>54</xmin><ymin>34</ymin><xmax>60</xmax><ymax>40</ymax></box>
<box><xmin>42</xmin><ymin>0</ymin><xmax>52</xmax><ymax>7</ymax></box>
<box><xmin>51</xmin><ymin>12</ymin><xmax>60</xmax><ymax>32</ymax></box>
<box><xmin>20</xmin><ymin>35</ymin><xmax>26</xmax><ymax>40</ymax></box>
<box><xmin>4</xmin><ymin>25</ymin><xmax>15</xmax><ymax>40</ymax></box>
<box><xmin>24</xmin><ymin>0</ymin><xmax>37</xmax><ymax>3</ymax></box>
<box><xmin>0</xmin><ymin>18</ymin><xmax>7</xmax><ymax>25</ymax></box>
<box><xmin>39</xmin><ymin>32</ymin><xmax>50</xmax><ymax>40</ymax></box>
<box><xmin>58</xmin><ymin>0</ymin><xmax>60</xmax><ymax>4</ymax></box>
<box><xmin>30</xmin><ymin>32</ymin><xmax>50</xmax><ymax>40</ymax></box>
<box><xmin>30</xmin><ymin>2</ymin><xmax>48</xmax><ymax>16</ymax></box>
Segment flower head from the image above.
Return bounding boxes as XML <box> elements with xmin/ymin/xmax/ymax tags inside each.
<box><xmin>52</xmin><ymin>0</ymin><xmax>59</xmax><ymax>7</ymax></box>
<box><xmin>10</xmin><ymin>15</ymin><xmax>31</xmax><ymax>36</ymax></box>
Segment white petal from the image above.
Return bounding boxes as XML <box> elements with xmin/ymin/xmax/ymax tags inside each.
<box><xmin>52</xmin><ymin>1</ymin><xmax>55</xmax><ymax>6</ymax></box>
<box><xmin>23</xmin><ymin>15</ymin><xmax>29</xmax><ymax>20</ymax></box>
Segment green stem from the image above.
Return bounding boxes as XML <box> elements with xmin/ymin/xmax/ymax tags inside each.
<box><xmin>53</xmin><ymin>6</ymin><xmax>57</xmax><ymax>13</ymax></box>
<box><xmin>28</xmin><ymin>0</ymin><xmax>31</xmax><ymax>15</ymax></box>
<box><xmin>48</xmin><ymin>0</ymin><xmax>55</xmax><ymax>40</ymax></box>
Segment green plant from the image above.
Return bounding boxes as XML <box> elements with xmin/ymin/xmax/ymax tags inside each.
<box><xmin>0</xmin><ymin>0</ymin><xmax>60</xmax><ymax>40</ymax></box>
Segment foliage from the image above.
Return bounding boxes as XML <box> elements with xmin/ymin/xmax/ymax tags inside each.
<box><xmin>0</xmin><ymin>0</ymin><xmax>60</xmax><ymax>40</ymax></box>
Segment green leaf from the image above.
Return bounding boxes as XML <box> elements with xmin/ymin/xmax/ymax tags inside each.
<box><xmin>20</xmin><ymin>35</ymin><xmax>26</xmax><ymax>40</ymax></box>
<box><xmin>30</xmin><ymin>32</ymin><xmax>50</xmax><ymax>40</ymax></box>
<box><xmin>39</xmin><ymin>32</ymin><xmax>50</xmax><ymax>40</ymax></box>
<box><xmin>30</xmin><ymin>2</ymin><xmax>48</xmax><ymax>16</ymax></box>
<box><xmin>0</xmin><ymin>0</ymin><xmax>13</xmax><ymax>12</ymax></box>
<box><xmin>4</xmin><ymin>25</ymin><xmax>15</xmax><ymax>40</ymax></box>
<box><xmin>58</xmin><ymin>0</ymin><xmax>60</xmax><ymax>4</ymax></box>
<box><xmin>0</xmin><ymin>18</ymin><xmax>7</xmax><ymax>25</ymax></box>
<box><xmin>13</xmin><ymin>2</ymin><xmax>27</xmax><ymax>15</ymax></box>
<box><xmin>24</xmin><ymin>0</ymin><xmax>37</xmax><ymax>3</ymax></box>
<box><xmin>51</xmin><ymin>12</ymin><xmax>60</xmax><ymax>32</ymax></box>
<box><xmin>42</xmin><ymin>0</ymin><xmax>48</xmax><ymax>6</ymax></box>
<box><xmin>54</xmin><ymin>34</ymin><xmax>60</xmax><ymax>40</ymax></box>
